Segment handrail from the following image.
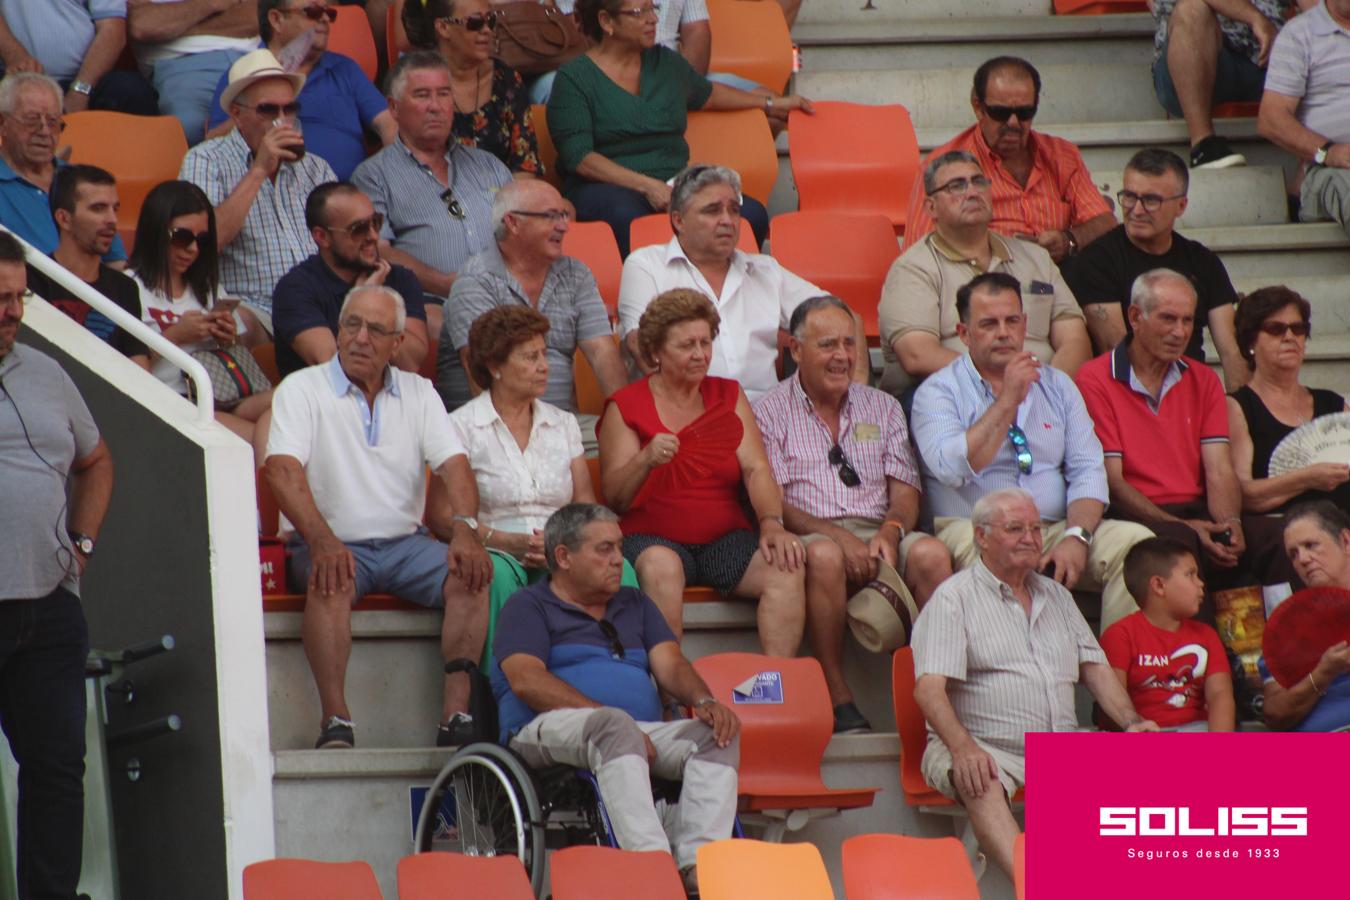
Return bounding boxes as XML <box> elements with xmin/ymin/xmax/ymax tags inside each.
<box><xmin>10</xmin><ymin>228</ymin><xmax>217</xmax><ymax>425</ymax></box>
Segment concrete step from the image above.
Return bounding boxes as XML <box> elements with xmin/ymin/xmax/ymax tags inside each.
<box><xmin>264</xmin><ymin>604</ymin><xmax>897</xmax><ymax>752</ymax></box>
<box><xmin>795</xmin><ymin>14</ymin><xmax>1154</xmax><ymax>69</ymax></box>
<box><xmin>1184</xmin><ymin>222</ymin><xmax>1350</xmax><ymax>279</ymax></box>
<box><xmin>270</xmin><ymin>736</ymin><xmax>1015</xmax><ymax>900</ymax></box>
<box><xmin>797</xmin><ymin>0</ymin><xmax>1052</xmax><ymax>26</ymax></box>
<box><xmin>1231</xmin><ymin>275</ymin><xmax>1350</xmax><ymax>335</ymax></box>
<box><xmin>797</xmin><ymin>63</ymin><xmax>1161</xmax><ymax>129</ymax></box>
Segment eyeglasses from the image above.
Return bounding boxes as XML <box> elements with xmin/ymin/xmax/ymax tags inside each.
<box><xmin>338</xmin><ymin>315</ymin><xmax>398</xmax><ymax>339</ymax></box>
<box><xmin>237</xmin><ymin>101</ymin><xmax>302</xmax><ymax>119</ymax></box>
<box><xmin>597</xmin><ymin>619</ymin><xmax>626</xmax><ymax>659</ymax></box>
<box><xmin>441</xmin><ymin>10</ymin><xmax>499</xmax><ymax>31</ymax></box>
<box><xmin>981</xmin><ymin>104</ymin><xmax>1037</xmax><ymax>123</ymax></box>
<box><xmin>168</xmin><ymin>227</ymin><xmax>211</xmax><ymax>250</ymax></box>
<box><xmin>990</xmin><ymin>521</ymin><xmax>1044</xmax><ymax>538</ymax></box>
<box><xmin>12</xmin><ymin>115</ymin><xmax>63</xmax><ymax>134</ymax></box>
<box><xmin>1008</xmin><ymin>424</ymin><xmax>1032</xmax><ymax>475</ymax></box>
<box><xmin>0</xmin><ymin>289</ymin><xmax>33</xmax><ymax>310</ymax></box>
<box><xmin>613</xmin><ymin>3</ymin><xmax>662</xmax><ymax>18</ymax></box>
<box><xmin>510</xmin><ymin>209</ymin><xmax>571</xmax><ymax>223</ymax></box>
<box><xmin>441</xmin><ymin>188</ymin><xmax>465</xmax><ymax>220</ymax></box>
<box><xmin>828</xmin><ymin>444</ymin><xmax>861</xmax><ymax>488</ymax></box>
<box><xmin>324</xmin><ymin>212</ymin><xmax>385</xmax><ymax>240</ymax></box>
<box><xmin>285</xmin><ymin>4</ymin><xmax>338</xmax><ymax>22</ymax></box>
<box><xmin>1116</xmin><ymin>189</ymin><xmax>1186</xmax><ymax>212</ymax></box>
<box><xmin>1259</xmin><ymin>320</ymin><xmax>1311</xmax><ymax>338</ymax></box>
<box><xmin>928</xmin><ymin>174</ymin><xmax>991</xmax><ymax>197</ymax></box>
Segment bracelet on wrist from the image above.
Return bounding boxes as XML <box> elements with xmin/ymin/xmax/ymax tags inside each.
<box><xmin>759</xmin><ymin>514</ymin><xmax>784</xmax><ymax>527</ymax></box>
<box><xmin>1308</xmin><ymin>671</ymin><xmax>1324</xmax><ymax>695</ymax></box>
<box><xmin>881</xmin><ymin>519</ymin><xmax>907</xmax><ymax>540</ymax></box>
<box><xmin>694</xmin><ymin>696</ymin><xmax>717</xmax><ymax>709</ymax></box>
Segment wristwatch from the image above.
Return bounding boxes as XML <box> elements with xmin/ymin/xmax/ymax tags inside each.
<box><xmin>693</xmin><ymin>696</ymin><xmax>718</xmax><ymax>710</ymax></box>
<box><xmin>764</xmin><ymin>96</ymin><xmax>774</xmax><ymax>112</ymax></box>
<box><xmin>1062</xmin><ymin>229</ymin><xmax>1079</xmax><ymax>256</ymax></box>
<box><xmin>452</xmin><ymin>515</ymin><xmax>479</xmax><ymax>531</ymax></box>
<box><xmin>1314</xmin><ymin>141</ymin><xmax>1334</xmax><ymax>165</ymax></box>
<box><xmin>68</xmin><ymin>531</ymin><xmax>96</xmax><ymax>557</ymax></box>
<box><xmin>70</xmin><ymin>80</ymin><xmax>93</xmax><ymax>97</ymax></box>
<box><xmin>1062</xmin><ymin>525</ymin><xmax>1093</xmax><ymax>547</ymax></box>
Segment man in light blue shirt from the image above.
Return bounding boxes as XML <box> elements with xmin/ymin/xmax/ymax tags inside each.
<box><xmin>911</xmin><ymin>271</ymin><xmax>1153</xmax><ymax>631</ymax></box>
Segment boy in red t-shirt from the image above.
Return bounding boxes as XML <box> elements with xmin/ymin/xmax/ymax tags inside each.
<box><xmin>1101</xmin><ymin>537</ymin><xmax>1236</xmax><ymax>731</ymax></box>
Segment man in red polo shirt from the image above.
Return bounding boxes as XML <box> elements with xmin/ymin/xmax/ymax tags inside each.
<box><xmin>903</xmin><ymin>56</ymin><xmax>1117</xmax><ymax>264</ymax></box>
<box><xmin>1075</xmin><ymin>268</ymin><xmax>1297</xmax><ymax>604</ymax></box>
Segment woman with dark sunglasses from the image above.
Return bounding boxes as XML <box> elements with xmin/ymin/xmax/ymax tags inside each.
<box><xmin>129</xmin><ymin>180</ymin><xmax>273</xmax><ymax>452</ymax></box>
<box><xmin>1227</xmin><ymin>285</ymin><xmax>1350</xmax><ymax>514</ymax></box>
<box><xmin>401</xmin><ymin>0</ymin><xmax>542</xmax><ymax>176</ymax></box>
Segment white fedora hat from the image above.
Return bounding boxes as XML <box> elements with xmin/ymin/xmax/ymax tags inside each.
<box><xmin>220</xmin><ymin>49</ymin><xmax>306</xmax><ymax>114</ymax></box>
<box><xmin>845</xmin><ymin>559</ymin><xmax>920</xmax><ymax>653</ymax></box>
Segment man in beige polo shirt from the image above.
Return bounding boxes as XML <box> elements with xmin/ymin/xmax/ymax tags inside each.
<box><xmin>877</xmin><ymin>150</ymin><xmax>1092</xmax><ymax>399</ymax></box>
<box><xmin>912</xmin><ymin>487</ymin><xmax>1157</xmax><ymax>879</ymax></box>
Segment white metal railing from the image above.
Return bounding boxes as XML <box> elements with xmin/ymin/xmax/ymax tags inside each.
<box><xmin>10</xmin><ymin>227</ymin><xmax>217</xmax><ymax>425</ymax></box>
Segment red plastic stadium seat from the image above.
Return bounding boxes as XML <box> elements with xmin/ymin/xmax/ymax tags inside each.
<box><xmin>1053</xmin><ymin>0</ymin><xmax>1148</xmax><ymax>12</ymax></box>
<box><xmin>61</xmin><ymin>112</ymin><xmax>187</xmax><ymax>236</ymax></box>
<box><xmin>685</xmin><ymin>109</ymin><xmax>778</xmax><ymax>203</ymax></box>
<box><xmin>693</xmin><ymin>653</ymin><xmax>878</xmax><ymax>818</ymax></box>
<box><xmin>530</xmin><ymin>104</ymin><xmax>563</xmax><ymax>189</ymax></box>
<box><xmin>629</xmin><ymin>213</ymin><xmax>757</xmax><ymax>255</ymax></box>
<box><xmin>1213</xmin><ymin>101</ymin><xmax>1260</xmax><ymax>118</ymax></box>
<box><xmin>769</xmin><ymin>211</ymin><xmax>899</xmax><ymax>340</ymax></box>
<box><xmin>787</xmin><ymin>101</ymin><xmax>919</xmax><ymax>234</ymax></box>
<box><xmin>398</xmin><ymin>852</ymin><xmax>534</xmax><ymax>900</ymax></box>
<box><xmin>251</xmin><ymin>342</ymin><xmax>281</xmax><ymax>385</ymax></box>
<box><xmin>550</xmin><ymin>846</ymin><xmax>685</xmax><ymax>900</ymax></box>
<box><xmin>561</xmin><ymin>220</ymin><xmax>622</xmax><ymax>318</ymax></box>
<box><xmin>329</xmin><ymin>6</ymin><xmax>379</xmax><ymax>82</ymax></box>
<box><xmin>707</xmin><ymin>0</ymin><xmax>793</xmax><ymax>93</ymax></box>
<box><xmin>243</xmin><ymin>859</ymin><xmax>381</xmax><ymax>900</ymax></box>
<box><xmin>1015</xmin><ymin>832</ymin><xmax>1027</xmax><ymax>900</ymax></box>
<box><xmin>843</xmin><ymin>834</ymin><xmax>980</xmax><ymax>899</ymax></box>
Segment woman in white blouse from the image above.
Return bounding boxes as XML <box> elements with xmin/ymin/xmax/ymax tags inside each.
<box><xmin>448</xmin><ymin>306</ymin><xmax>636</xmax><ymax>659</ymax></box>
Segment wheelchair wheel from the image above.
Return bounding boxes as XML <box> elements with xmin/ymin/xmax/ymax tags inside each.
<box><xmin>414</xmin><ymin>742</ymin><xmax>547</xmax><ymax>895</ymax></box>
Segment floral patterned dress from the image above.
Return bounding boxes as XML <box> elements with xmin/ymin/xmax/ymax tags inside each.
<box><xmin>451</xmin><ymin>59</ymin><xmax>542</xmax><ymax>176</ymax></box>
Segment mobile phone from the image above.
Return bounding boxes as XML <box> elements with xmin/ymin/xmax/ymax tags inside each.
<box><xmin>1215</xmin><ymin>529</ymin><xmax>1233</xmax><ymax>547</ymax></box>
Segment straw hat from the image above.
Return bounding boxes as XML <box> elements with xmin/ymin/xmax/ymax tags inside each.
<box><xmin>845</xmin><ymin>559</ymin><xmax>920</xmax><ymax>653</ymax></box>
<box><xmin>220</xmin><ymin>49</ymin><xmax>306</xmax><ymax>114</ymax></box>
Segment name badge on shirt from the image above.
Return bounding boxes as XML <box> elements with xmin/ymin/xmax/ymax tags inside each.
<box><xmin>853</xmin><ymin>422</ymin><xmax>881</xmax><ymax>442</ymax></box>
<box><xmin>1028</xmin><ymin>280</ymin><xmax>1054</xmax><ymax>295</ymax></box>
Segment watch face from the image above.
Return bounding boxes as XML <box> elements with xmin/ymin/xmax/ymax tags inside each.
<box><xmin>75</xmin><ymin>537</ymin><xmax>94</xmax><ymax>554</ymax></box>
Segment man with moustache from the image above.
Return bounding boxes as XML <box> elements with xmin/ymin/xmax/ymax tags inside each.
<box><xmin>879</xmin><ymin>150</ymin><xmax>1090</xmax><ymax>399</ymax></box>
<box><xmin>272</xmin><ymin>181</ymin><xmax>429</xmax><ymax>379</ymax></box>
<box><xmin>25</xmin><ymin>165</ymin><xmax>151</xmax><ymax>367</ymax></box>
<box><xmin>902</xmin><ymin>57</ymin><xmax>1116</xmax><ymax>263</ymax></box>
<box><xmin>1063</xmin><ymin>148</ymin><xmax>1246</xmax><ymax>389</ymax></box>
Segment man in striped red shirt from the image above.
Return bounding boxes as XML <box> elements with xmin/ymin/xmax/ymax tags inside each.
<box><xmin>902</xmin><ymin>57</ymin><xmax>1116</xmax><ymax>264</ymax></box>
<box><xmin>753</xmin><ymin>296</ymin><xmax>954</xmax><ymax>611</ymax></box>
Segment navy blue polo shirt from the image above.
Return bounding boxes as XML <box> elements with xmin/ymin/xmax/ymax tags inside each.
<box><xmin>491</xmin><ymin>581</ymin><xmax>676</xmax><ymax>743</ymax></box>
<box><xmin>271</xmin><ymin>254</ymin><xmax>425</xmax><ymax>379</ymax></box>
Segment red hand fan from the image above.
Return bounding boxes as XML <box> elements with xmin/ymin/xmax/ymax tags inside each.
<box><xmin>1261</xmin><ymin>585</ymin><xmax>1350</xmax><ymax>688</ymax></box>
<box><xmin>633</xmin><ymin>404</ymin><xmax>743</xmax><ymax>508</ymax></box>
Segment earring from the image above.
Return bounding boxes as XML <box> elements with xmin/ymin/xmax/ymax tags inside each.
<box><xmin>493</xmin><ymin>371</ymin><xmax>502</xmax><ymax>380</ymax></box>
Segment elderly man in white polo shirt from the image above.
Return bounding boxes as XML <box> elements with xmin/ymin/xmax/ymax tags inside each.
<box><xmin>265</xmin><ymin>284</ymin><xmax>492</xmax><ymax>750</ymax></box>
<box><xmin>912</xmin><ymin>488</ymin><xmax>1157</xmax><ymax>879</ymax></box>
<box><xmin>617</xmin><ymin>164</ymin><xmax>868</xmax><ymax>401</ymax></box>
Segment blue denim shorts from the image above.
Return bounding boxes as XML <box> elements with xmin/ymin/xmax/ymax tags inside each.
<box><xmin>1151</xmin><ymin>43</ymin><xmax>1266</xmax><ymax>118</ymax></box>
<box><xmin>287</xmin><ymin>527</ymin><xmax>449</xmax><ymax>607</ymax></box>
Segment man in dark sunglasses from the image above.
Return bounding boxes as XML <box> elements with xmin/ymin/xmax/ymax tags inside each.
<box><xmin>902</xmin><ymin>56</ymin><xmax>1115</xmax><ymax>264</ymax></box>
<box><xmin>1063</xmin><ymin>148</ymin><xmax>1246</xmax><ymax>390</ymax></box>
<box><xmin>494</xmin><ymin>504</ymin><xmax>740</xmax><ymax>896</ymax></box>
<box><xmin>272</xmin><ymin>182</ymin><xmax>432</xmax><ymax>379</ymax></box>
<box><xmin>203</xmin><ymin>0</ymin><xmax>399</xmax><ymax>179</ymax></box>
<box><xmin>912</xmin><ymin>272</ymin><xmax>1155</xmax><ymax>634</ymax></box>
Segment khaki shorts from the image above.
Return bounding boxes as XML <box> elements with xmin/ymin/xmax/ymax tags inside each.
<box><xmin>921</xmin><ymin>735</ymin><xmax>1025</xmax><ymax>802</ymax></box>
<box><xmin>799</xmin><ymin>518</ymin><xmax>935</xmax><ymax>580</ymax></box>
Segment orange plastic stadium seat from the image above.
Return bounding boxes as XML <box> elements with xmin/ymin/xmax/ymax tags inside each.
<box><xmin>707</xmin><ymin>0</ymin><xmax>793</xmax><ymax>93</ymax></box>
<box><xmin>1015</xmin><ymin>833</ymin><xmax>1027</xmax><ymax>900</ymax></box>
<box><xmin>1053</xmin><ymin>0</ymin><xmax>1148</xmax><ymax>12</ymax></box>
<box><xmin>843</xmin><ymin>834</ymin><xmax>980</xmax><ymax>900</ymax></box>
<box><xmin>693</xmin><ymin>653</ymin><xmax>878</xmax><ymax>830</ymax></box>
<box><xmin>1213</xmin><ymin>101</ymin><xmax>1260</xmax><ymax>118</ymax></box>
<box><xmin>330</xmin><ymin>6</ymin><xmax>379</xmax><ymax>82</ymax></box>
<box><xmin>61</xmin><ymin>112</ymin><xmax>188</xmax><ymax>236</ymax></box>
<box><xmin>574</xmin><ymin>344</ymin><xmax>606</xmax><ymax>416</ymax></box>
<box><xmin>685</xmin><ymin>109</ymin><xmax>778</xmax><ymax>204</ymax></box>
<box><xmin>398</xmin><ymin>852</ymin><xmax>534</xmax><ymax>900</ymax></box>
<box><xmin>251</xmin><ymin>342</ymin><xmax>281</xmax><ymax>385</ymax></box>
<box><xmin>769</xmin><ymin>211</ymin><xmax>899</xmax><ymax>340</ymax></box>
<box><xmin>550</xmin><ymin>846</ymin><xmax>685</xmax><ymax>900</ymax></box>
<box><xmin>696</xmin><ymin>839</ymin><xmax>833</xmax><ymax>900</ymax></box>
<box><xmin>892</xmin><ymin>646</ymin><xmax>958</xmax><ymax>809</ymax></box>
<box><xmin>561</xmin><ymin>220</ymin><xmax>622</xmax><ymax>317</ymax></box>
<box><xmin>243</xmin><ymin>859</ymin><xmax>381</xmax><ymax>900</ymax></box>
<box><xmin>530</xmin><ymin>104</ymin><xmax>564</xmax><ymax>189</ymax></box>
<box><xmin>787</xmin><ymin>101</ymin><xmax>918</xmax><ymax>234</ymax></box>
<box><xmin>387</xmin><ymin>2</ymin><xmax>405</xmax><ymax>67</ymax></box>
<box><xmin>629</xmin><ymin>213</ymin><xmax>757</xmax><ymax>255</ymax></box>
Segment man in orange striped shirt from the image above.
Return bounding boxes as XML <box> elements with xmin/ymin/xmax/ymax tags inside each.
<box><xmin>903</xmin><ymin>57</ymin><xmax>1117</xmax><ymax>264</ymax></box>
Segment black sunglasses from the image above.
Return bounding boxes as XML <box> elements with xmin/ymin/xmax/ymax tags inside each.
<box><xmin>597</xmin><ymin>619</ymin><xmax>625</xmax><ymax>659</ymax></box>
<box><xmin>1259</xmin><ymin>320</ymin><xmax>1310</xmax><ymax>338</ymax></box>
<box><xmin>441</xmin><ymin>11</ymin><xmax>499</xmax><ymax>31</ymax></box>
<box><xmin>290</xmin><ymin>5</ymin><xmax>338</xmax><ymax>22</ymax></box>
<box><xmin>168</xmin><ymin>227</ymin><xmax>211</xmax><ymax>250</ymax></box>
<box><xmin>441</xmin><ymin>188</ymin><xmax>465</xmax><ymax>220</ymax></box>
<box><xmin>828</xmin><ymin>444</ymin><xmax>861</xmax><ymax>488</ymax></box>
<box><xmin>324</xmin><ymin>212</ymin><xmax>385</xmax><ymax>240</ymax></box>
<box><xmin>1008</xmin><ymin>424</ymin><xmax>1032</xmax><ymax>475</ymax></box>
<box><xmin>240</xmin><ymin>101</ymin><xmax>301</xmax><ymax>119</ymax></box>
<box><xmin>982</xmin><ymin>103</ymin><xmax>1037</xmax><ymax>123</ymax></box>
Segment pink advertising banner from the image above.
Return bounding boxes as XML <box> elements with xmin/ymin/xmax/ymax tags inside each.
<box><xmin>1024</xmin><ymin>732</ymin><xmax>1346</xmax><ymax>899</ymax></box>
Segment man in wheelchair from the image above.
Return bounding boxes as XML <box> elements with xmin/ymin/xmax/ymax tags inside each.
<box><xmin>491</xmin><ymin>503</ymin><xmax>740</xmax><ymax>894</ymax></box>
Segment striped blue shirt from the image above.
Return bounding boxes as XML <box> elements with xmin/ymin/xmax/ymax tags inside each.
<box><xmin>179</xmin><ymin>130</ymin><xmax>334</xmax><ymax>314</ymax></box>
<box><xmin>912</xmin><ymin>353</ymin><xmax>1108</xmax><ymax>521</ymax></box>
<box><xmin>351</xmin><ymin>137</ymin><xmax>512</xmax><ymax>299</ymax></box>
